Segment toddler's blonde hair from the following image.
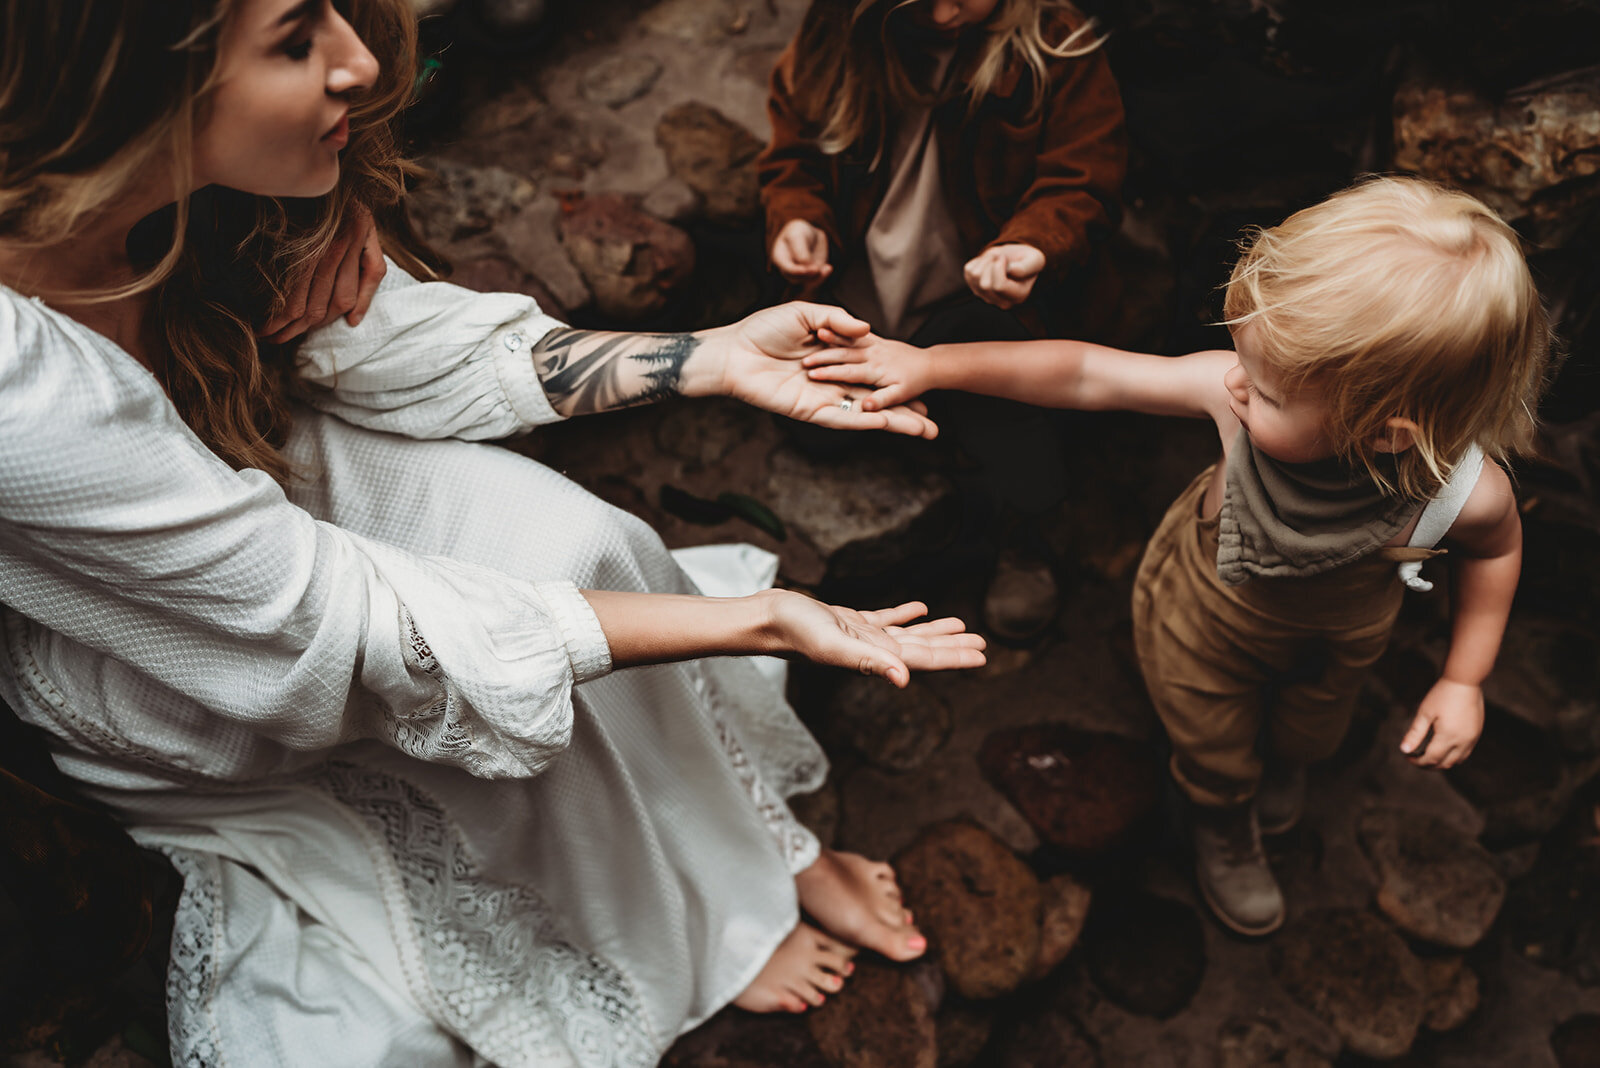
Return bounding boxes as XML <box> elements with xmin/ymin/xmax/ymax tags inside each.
<box><xmin>1223</xmin><ymin>175</ymin><xmax>1552</xmax><ymax>499</ymax></box>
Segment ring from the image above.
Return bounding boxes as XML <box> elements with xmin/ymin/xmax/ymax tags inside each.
<box><xmin>838</xmin><ymin>398</ymin><xmax>855</xmax><ymax>411</ymax></box>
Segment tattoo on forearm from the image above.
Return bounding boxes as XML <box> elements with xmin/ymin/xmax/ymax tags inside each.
<box><xmin>531</xmin><ymin>329</ymin><xmax>698</xmax><ymax>415</ymax></box>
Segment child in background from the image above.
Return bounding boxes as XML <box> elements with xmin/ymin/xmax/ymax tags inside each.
<box><xmin>758</xmin><ymin>0</ymin><xmax>1125</xmax><ymax>343</ymax></box>
<box><xmin>758</xmin><ymin>0</ymin><xmax>1128</xmax><ymax>639</ymax></box>
<box><xmin>803</xmin><ymin>176</ymin><xmax>1551</xmax><ymax>935</ymax></box>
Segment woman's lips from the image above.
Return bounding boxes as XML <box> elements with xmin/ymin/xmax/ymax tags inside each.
<box><xmin>323</xmin><ymin>112</ymin><xmax>350</xmax><ymax>148</ymax></box>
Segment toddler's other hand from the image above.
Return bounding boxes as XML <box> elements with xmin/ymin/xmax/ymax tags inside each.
<box><xmin>1400</xmin><ymin>677</ymin><xmax>1485</xmax><ymax>769</ymax></box>
<box><xmin>803</xmin><ymin>334</ymin><xmax>931</xmax><ymax>411</ymax></box>
<box><xmin>963</xmin><ymin>243</ymin><xmax>1044</xmax><ymax>309</ymax></box>
<box><xmin>772</xmin><ymin>219</ymin><xmax>833</xmax><ymax>286</ymax></box>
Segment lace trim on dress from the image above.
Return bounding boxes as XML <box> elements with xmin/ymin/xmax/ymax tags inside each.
<box><xmin>162</xmin><ymin>848</ymin><xmax>228</xmax><ymax>1068</ymax></box>
<box><xmin>314</xmin><ymin>761</ymin><xmax>659</xmax><ymax>1068</ymax></box>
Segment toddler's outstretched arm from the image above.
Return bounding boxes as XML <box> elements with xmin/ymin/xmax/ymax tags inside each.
<box><xmin>804</xmin><ymin>335</ymin><xmax>1234</xmax><ymax>424</ymax></box>
<box><xmin>1399</xmin><ymin>461</ymin><xmax>1522</xmax><ymax>769</ymax></box>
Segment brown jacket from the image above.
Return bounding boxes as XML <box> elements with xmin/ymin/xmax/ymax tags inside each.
<box><xmin>757</xmin><ymin>11</ymin><xmax>1128</xmax><ymax>336</ymax></box>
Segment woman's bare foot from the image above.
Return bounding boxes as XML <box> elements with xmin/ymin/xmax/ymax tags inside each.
<box><xmin>734</xmin><ymin>922</ymin><xmax>857</xmax><ymax>1013</ymax></box>
<box><xmin>795</xmin><ymin>850</ymin><xmax>927</xmax><ymax>962</ymax></box>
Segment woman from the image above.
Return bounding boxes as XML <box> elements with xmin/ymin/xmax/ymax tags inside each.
<box><xmin>0</xmin><ymin>1</ymin><xmax>983</xmax><ymax>1064</ymax></box>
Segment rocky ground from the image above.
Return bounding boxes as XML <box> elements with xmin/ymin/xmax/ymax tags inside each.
<box><xmin>8</xmin><ymin>0</ymin><xmax>1600</xmax><ymax>1065</ymax></box>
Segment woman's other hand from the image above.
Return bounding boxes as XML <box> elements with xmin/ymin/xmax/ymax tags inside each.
<box><xmin>963</xmin><ymin>243</ymin><xmax>1044</xmax><ymax>309</ymax></box>
<box><xmin>258</xmin><ymin>202</ymin><xmax>386</xmax><ymax>344</ymax></box>
<box><xmin>802</xmin><ymin>334</ymin><xmax>933</xmax><ymax>411</ymax></box>
<box><xmin>771</xmin><ymin>219</ymin><xmax>833</xmax><ymax>286</ymax></box>
<box><xmin>767</xmin><ymin>593</ymin><xmax>986</xmax><ymax>688</ymax></box>
<box><xmin>709</xmin><ymin>302</ymin><xmax>939</xmax><ymax>438</ymax></box>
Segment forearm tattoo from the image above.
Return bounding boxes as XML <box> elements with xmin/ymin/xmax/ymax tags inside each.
<box><xmin>531</xmin><ymin>328</ymin><xmax>699</xmax><ymax>416</ymax></box>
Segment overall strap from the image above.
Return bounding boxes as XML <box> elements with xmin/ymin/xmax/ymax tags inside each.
<box><xmin>1398</xmin><ymin>443</ymin><xmax>1486</xmax><ymax>592</ymax></box>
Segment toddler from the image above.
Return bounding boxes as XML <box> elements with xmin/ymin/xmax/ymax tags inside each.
<box><xmin>803</xmin><ymin>176</ymin><xmax>1551</xmax><ymax>934</ymax></box>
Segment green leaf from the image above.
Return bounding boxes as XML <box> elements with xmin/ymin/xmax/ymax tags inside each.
<box><xmin>716</xmin><ymin>492</ymin><xmax>787</xmax><ymax>541</ymax></box>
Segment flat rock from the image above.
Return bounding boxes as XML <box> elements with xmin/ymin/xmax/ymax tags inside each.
<box><xmin>893</xmin><ymin>820</ymin><xmax>1041</xmax><ymax>1000</ymax></box>
<box><xmin>1215</xmin><ymin>1018</ymin><xmax>1332</xmax><ymax>1068</ymax></box>
<box><xmin>639</xmin><ymin>0</ymin><xmax>748</xmax><ymax>42</ymax></box>
<box><xmin>763</xmin><ymin>449</ymin><xmax>957</xmax><ymax>578</ymax></box>
<box><xmin>1551</xmin><ymin>1014</ymin><xmax>1600</xmax><ymax>1068</ymax></box>
<box><xmin>410</xmin><ymin>158</ymin><xmax>537</xmax><ymax>244</ymax></box>
<box><xmin>556</xmin><ymin>192</ymin><xmax>695</xmax><ymax>321</ymax></box>
<box><xmin>1082</xmin><ymin>890</ymin><xmax>1205</xmax><ymax>1019</ymax></box>
<box><xmin>998</xmin><ymin>1011</ymin><xmax>1100</xmax><ymax>1068</ymax></box>
<box><xmin>1393</xmin><ymin>69</ymin><xmax>1600</xmax><ymax>245</ymax></box>
<box><xmin>1030</xmin><ymin>874</ymin><xmax>1091</xmax><ymax>981</ymax></box>
<box><xmin>1270</xmin><ymin>908</ymin><xmax>1428</xmax><ymax>1060</ymax></box>
<box><xmin>654</xmin><ymin>398</ymin><xmax>764</xmax><ymax>465</ymax></box>
<box><xmin>1445</xmin><ymin>703</ymin><xmax>1572</xmax><ymax>847</ymax></box>
<box><xmin>1356</xmin><ymin>807</ymin><xmax>1507</xmax><ymax>949</ymax></box>
<box><xmin>807</xmin><ymin>958</ymin><xmax>935</xmax><ymax>1068</ymax></box>
<box><xmin>1422</xmin><ymin>956</ymin><xmax>1480</xmax><ymax>1032</ymax></box>
<box><xmin>828</xmin><ymin>676</ymin><xmax>952</xmax><ymax>773</ymax></box>
<box><xmin>977</xmin><ymin>724</ymin><xmax>1162</xmax><ymax>857</ymax></box>
<box><xmin>579</xmin><ymin>54</ymin><xmax>663</xmax><ymax>108</ymax></box>
<box><xmin>448</xmin><ymin>253</ymin><xmax>567</xmax><ymax>321</ymax></box>
<box><xmin>1501</xmin><ymin>802</ymin><xmax>1600</xmax><ymax>986</ymax></box>
<box><xmin>655</xmin><ymin>102</ymin><xmax>764</xmax><ymax>224</ymax></box>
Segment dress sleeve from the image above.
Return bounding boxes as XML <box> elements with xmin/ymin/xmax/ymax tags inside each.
<box><xmin>0</xmin><ymin>296</ymin><xmax>609</xmax><ymax>781</ymax></box>
<box><xmin>294</xmin><ymin>263</ymin><xmax>569</xmax><ymax>440</ymax></box>
<box><xmin>988</xmin><ymin>43</ymin><xmax>1127</xmax><ymax>279</ymax></box>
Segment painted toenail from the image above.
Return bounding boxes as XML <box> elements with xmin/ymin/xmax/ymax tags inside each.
<box><xmin>846</xmin><ymin>962</ymin><xmax>855</xmax><ymax>975</ymax></box>
<box><xmin>908</xmin><ymin>936</ymin><xmax>927</xmax><ymax>950</ymax></box>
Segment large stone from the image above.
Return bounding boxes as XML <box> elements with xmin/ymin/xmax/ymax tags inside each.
<box><xmin>639</xmin><ymin>0</ymin><xmax>749</xmax><ymax>42</ymax></box>
<box><xmin>1082</xmin><ymin>890</ymin><xmax>1205</xmax><ymax>1019</ymax></box>
<box><xmin>654</xmin><ymin>398</ymin><xmax>764</xmax><ymax>466</ymax></box>
<box><xmin>828</xmin><ymin>676</ymin><xmax>952</xmax><ymax>773</ymax></box>
<box><xmin>448</xmin><ymin>253</ymin><xmax>567</xmax><ymax>321</ymax></box>
<box><xmin>893</xmin><ymin>820</ymin><xmax>1042</xmax><ymax>1000</ymax></box>
<box><xmin>763</xmin><ymin>449</ymin><xmax>957</xmax><ymax>579</ymax></box>
<box><xmin>1270</xmin><ymin>908</ymin><xmax>1428</xmax><ymax>1060</ymax></box>
<box><xmin>977</xmin><ymin>724</ymin><xmax>1162</xmax><ymax>857</ymax></box>
<box><xmin>656</xmin><ymin>102</ymin><xmax>765</xmax><ymax>225</ymax></box>
<box><xmin>1215</xmin><ymin>1018</ymin><xmax>1332</xmax><ymax>1068</ymax></box>
<box><xmin>1355</xmin><ymin>807</ymin><xmax>1507</xmax><ymax>949</ymax></box>
<box><xmin>410</xmin><ymin>158</ymin><xmax>537</xmax><ymax>244</ymax></box>
<box><xmin>1445</xmin><ymin>703</ymin><xmax>1572</xmax><ymax>847</ymax></box>
<box><xmin>1421</xmin><ymin>956</ymin><xmax>1480</xmax><ymax>1033</ymax></box>
<box><xmin>1502</xmin><ymin>801</ymin><xmax>1600</xmax><ymax>986</ymax></box>
<box><xmin>807</xmin><ymin>958</ymin><xmax>936</xmax><ymax>1068</ymax></box>
<box><xmin>1392</xmin><ymin>69</ymin><xmax>1600</xmax><ymax>246</ymax></box>
<box><xmin>579</xmin><ymin>54</ymin><xmax>663</xmax><ymax>109</ymax></box>
<box><xmin>556</xmin><ymin>193</ymin><xmax>695</xmax><ymax>322</ymax></box>
<box><xmin>1030</xmin><ymin>873</ymin><xmax>1092</xmax><ymax>981</ymax></box>
<box><xmin>998</xmin><ymin>1011</ymin><xmax>1101</xmax><ymax>1068</ymax></box>
<box><xmin>935</xmin><ymin>1001</ymin><xmax>995</xmax><ymax>1068</ymax></box>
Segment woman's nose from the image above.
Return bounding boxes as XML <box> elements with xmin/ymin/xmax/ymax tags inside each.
<box><xmin>327</xmin><ymin>10</ymin><xmax>379</xmax><ymax>96</ymax></box>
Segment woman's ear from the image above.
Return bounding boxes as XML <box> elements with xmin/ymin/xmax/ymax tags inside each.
<box><xmin>1373</xmin><ymin>417</ymin><xmax>1419</xmax><ymax>454</ymax></box>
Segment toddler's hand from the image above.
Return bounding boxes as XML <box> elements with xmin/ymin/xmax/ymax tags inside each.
<box><xmin>772</xmin><ymin>219</ymin><xmax>832</xmax><ymax>285</ymax></box>
<box><xmin>1400</xmin><ymin>677</ymin><xmax>1485</xmax><ymax>769</ymax></box>
<box><xmin>802</xmin><ymin>334</ymin><xmax>932</xmax><ymax>411</ymax></box>
<box><xmin>767</xmin><ymin>592</ymin><xmax>986</xmax><ymax>688</ymax></box>
<box><xmin>964</xmin><ymin>243</ymin><xmax>1045</xmax><ymax>309</ymax></box>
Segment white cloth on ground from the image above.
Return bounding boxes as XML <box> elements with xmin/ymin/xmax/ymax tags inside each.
<box><xmin>0</xmin><ymin>266</ymin><xmax>827</xmax><ymax>1068</ymax></box>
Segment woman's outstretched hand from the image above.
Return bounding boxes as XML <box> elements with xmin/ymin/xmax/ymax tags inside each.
<box><xmin>258</xmin><ymin>202</ymin><xmax>386</xmax><ymax>344</ymax></box>
<box><xmin>766</xmin><ymin>592</ymin><xmax>986</xmax><ymax>688</ymax></box>
<box><xmin>706</xmin><ymin>302</ymin><xmax>939</xmax><ymax>439</ymax></box>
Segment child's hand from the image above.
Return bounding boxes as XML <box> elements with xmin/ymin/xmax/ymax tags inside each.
<box><xmin>767</xmin><ymin>592</ymin><xmax>986</xmax><ymax>688</ymax></box>
<box><xmin>1400</xmin><ymin>677</ymin><xmax>1486</xmax><ymax>769</ymax></box>
<box><xmin>802</xmin><ymin>334</ymin><xmax>933</xmax><ymax>410</ymax></box>
<box><xmin>772</xmin><ymin>219</ymin><xmax>833</xmax><ymax>285</ymax></box>
<box><xmin>963</xmin><ymin>243</ymin><xmax>1045</xmax><ymax>309</ymax></box>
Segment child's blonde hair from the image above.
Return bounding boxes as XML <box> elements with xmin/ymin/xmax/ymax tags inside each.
<box><xmin>1223</xmin><ymin>175</ymin><xmax>1552</xmax><ymax>499</ymax></box>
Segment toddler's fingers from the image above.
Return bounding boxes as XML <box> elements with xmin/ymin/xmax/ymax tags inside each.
<box><xmin>1398</xmin><ymin>712</ymin><xmax>1432</xmax><ymax>756</ymax></box>
<box><xmin>802</xmin><ymin>346</ymin><xmax>866</xmax><ymax>367</ymax></box>
<box><xmin>805</xmin><ymin>364</ymin><xmax>879</xmax><ymax>385</ymax></box>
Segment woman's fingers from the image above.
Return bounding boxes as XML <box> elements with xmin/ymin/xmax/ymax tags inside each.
<box><xmin>859</xmin><ymin>602</ymin><xmax>929</xmax><ymax>627</ymax></box>
<box><xmin>895</xmin><ymin>616</ymin><xmax>974</xmax><ymax>637</ymax></box>
<box><xmin>348</xmin><ymin>225</ymin><xmax>386</xmax><ymax>326</ymax></box>
<box><xmin>322</xmin><ymin>229</ymin><xmax>367</xmax><ymax>327</ymax></box>
<box><xmin>876</xmin><ymin>403</ymin><xmax>938</xmax><ymax>439</ymax></box>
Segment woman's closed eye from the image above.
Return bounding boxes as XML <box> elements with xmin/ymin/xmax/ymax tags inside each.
<box><xmin>283</xmin><ymin>36</ymin><xmax>313</xmax><ymax>60</ymax></box>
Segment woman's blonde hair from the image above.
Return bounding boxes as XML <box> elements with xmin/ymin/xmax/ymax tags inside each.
<box><xmin>791</xmin><ymin>0</ymin><xmax>1104</xmax><ymax>160</ymax></box>
<box><xmin>0</xmin><ymin>0</ymin><xmax>439</xmax><ymax>482</ymax></box>
<box><xmin>1223</xmin><ymin>175</ymin><xmax>1553</xmax><ymax>499</ymax></box>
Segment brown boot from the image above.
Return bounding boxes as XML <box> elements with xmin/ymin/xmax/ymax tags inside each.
<box><xmin>1192</xmin><ymin>803</ymin><xmax>1285</xmax><ymax>936</ymax></box>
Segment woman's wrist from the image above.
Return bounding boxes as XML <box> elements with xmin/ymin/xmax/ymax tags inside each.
<box><xmin>675</xmin><ymin>326</ymin><xmax>733</xmax><ymax>399</ymax></box>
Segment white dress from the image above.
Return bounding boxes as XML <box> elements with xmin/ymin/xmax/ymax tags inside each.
<box><xmin>0</xmin><ymin>267</ymin><xmax>827</xmax><ymax>1067</ymax></box>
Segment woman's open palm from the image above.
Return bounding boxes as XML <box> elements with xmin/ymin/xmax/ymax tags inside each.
<box><xmin>769</xmin><ymin>594</ymin><xmax>986</xmax><ymax>687</ymax></box>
